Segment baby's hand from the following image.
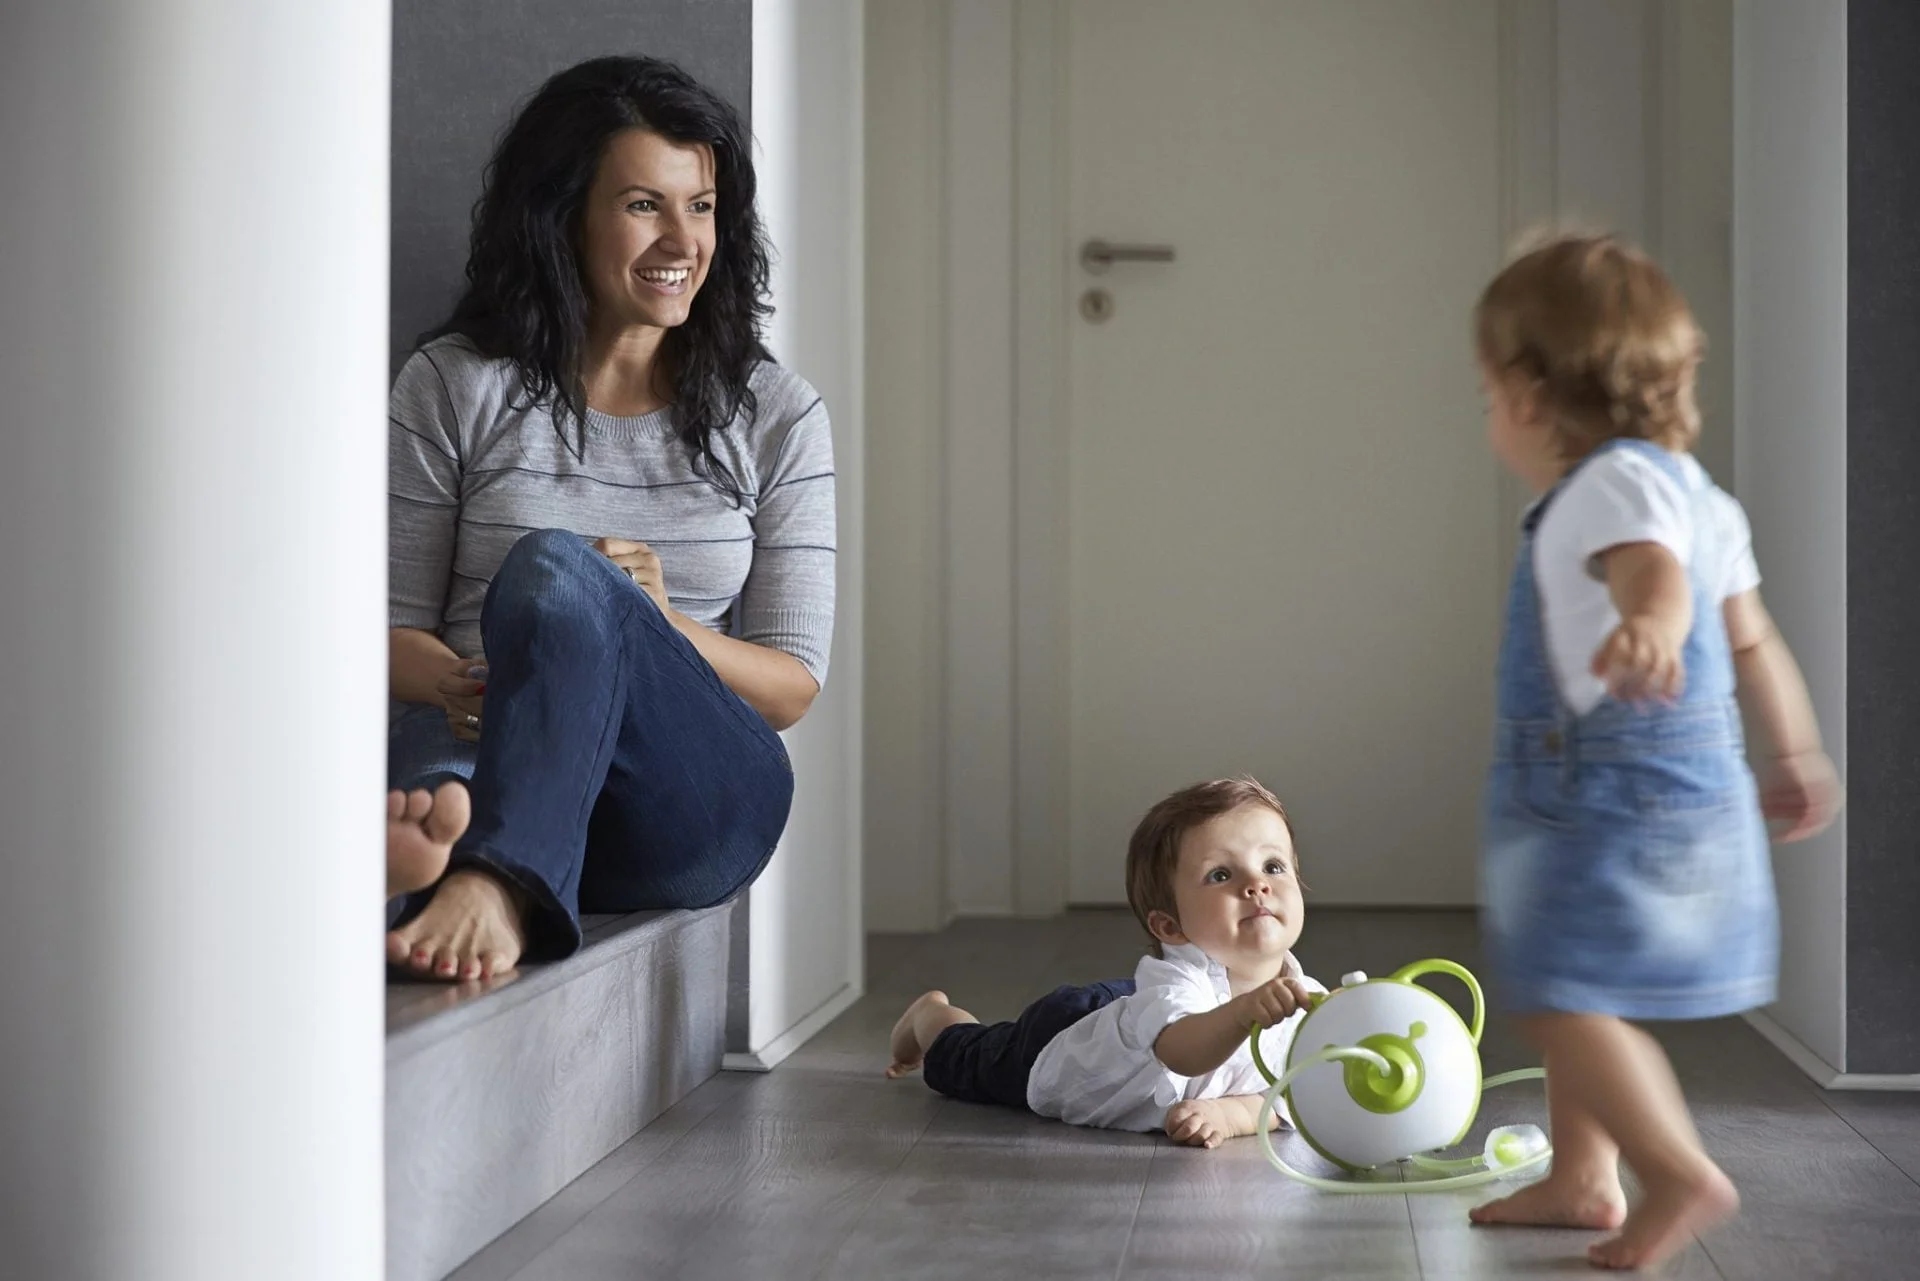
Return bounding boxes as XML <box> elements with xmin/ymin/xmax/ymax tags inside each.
<box><xmin>1165</xmin><ymin>1099</ymin><xmax>1230</xmax><ymax>1149</ymax></box>
<box><xmin>1759</xmin><ymin>749</ymin><xmax>1843</xmax><ymax>843</ymax></box>
<box><xmin>1591</xmin><ymin>615</ymin><xmax>1686</xmax><ymax>705</ymax></box>
<box><xmin>1229</xmin><ymin>976</ymin><xmax>1314</xmax><ymax>1031</ymax></box>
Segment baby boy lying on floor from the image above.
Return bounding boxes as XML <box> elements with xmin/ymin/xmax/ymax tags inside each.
<box><xmin>886</xmin><ymin>776</ymin><xmax>1325</xmax><ymax>1148</ymax></box>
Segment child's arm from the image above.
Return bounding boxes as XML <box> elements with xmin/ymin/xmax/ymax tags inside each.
<box><xmin>1591</xmin><ymin>541</ymin><xmax>1693</xmax><ymax>702</ymax></box>
<box><xmin>1724</xmin><ymin>589</ymin><xmax>1843</xmax><ymax>841</ymax></box>
<box><xmin>1152</xmin><ymin>976</ymin><xmax>1315</xmax><ymax>1077</ymax></box>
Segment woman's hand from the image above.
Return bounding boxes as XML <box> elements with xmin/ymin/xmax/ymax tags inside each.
<box><xmin>437</xmin><ymin>661</ymin><xmax>488</xmax><ymax>743</ymax></box>
<box><xmin>592</xmin><ymin>537</ymin><xmax>668</xmax><ymax>611</ymax></box>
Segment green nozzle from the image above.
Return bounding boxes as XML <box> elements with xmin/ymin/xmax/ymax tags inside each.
<box><xmin>1340</xmin><ymin>1021</ymin><xmax>1427</xmax><ymax>1115</ymax></box>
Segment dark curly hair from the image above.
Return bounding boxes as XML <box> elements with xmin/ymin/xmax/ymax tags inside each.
<box><xmin>432</xmin><ymin>55</ymin><xmax>771</xmax><ymax>489</ymax></box>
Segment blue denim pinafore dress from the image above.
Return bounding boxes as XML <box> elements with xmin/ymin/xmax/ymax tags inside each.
<box><xmin>1481</xmin><ymin>439</ymin><xmax>1778</xmax><ymax>1020</ymax></box>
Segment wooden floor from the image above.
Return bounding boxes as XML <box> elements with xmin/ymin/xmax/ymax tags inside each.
<box><xmin>450</xmin><ymin>910</ymin><xmax>1920</xmax><ymax>1281</ymax></box>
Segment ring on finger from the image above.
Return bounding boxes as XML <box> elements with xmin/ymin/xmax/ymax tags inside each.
<box><xmin>464</xmin><ymin>713</ymin><xmax>481</xmax><ymax>729</ymax></box>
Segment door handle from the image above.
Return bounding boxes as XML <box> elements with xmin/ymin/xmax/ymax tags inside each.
<box><xmin>1080</xmin><ymin>239</ymin><xmax>1175</xmax><ymax>274</ymax></box>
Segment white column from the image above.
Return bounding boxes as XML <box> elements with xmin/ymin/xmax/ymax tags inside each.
<box><xmin>0</xmin><ymin>3</ymin><xmax>391</xmax><ymax>1278</ymax></box>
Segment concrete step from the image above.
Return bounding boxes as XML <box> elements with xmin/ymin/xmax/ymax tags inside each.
<box><xmin>385</xmin><ymin>906</ymin><xmax>732</xmax><ymax>1281</ymax></box>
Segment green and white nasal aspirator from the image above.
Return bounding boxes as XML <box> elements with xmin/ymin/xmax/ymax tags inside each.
<box><xmin>1249</xmin><ymin>959</ymin><xmax>1552</xmax><ymax>1193</ymax></box>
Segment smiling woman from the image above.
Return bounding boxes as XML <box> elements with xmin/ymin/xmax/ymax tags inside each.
<box><xmin>382</xmin><ymin>56</ymin><xmax>836</xmax><ymax>982</ymax></box>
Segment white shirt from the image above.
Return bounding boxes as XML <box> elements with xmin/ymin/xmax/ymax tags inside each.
<box><xmin>1025</xmin><ymin>942</ymin><xmax>1327</xmax><ymax>1133</ymax></box>
<box><xmin>1530</xmin><ymin>449</ymin><xmax>1761</xmax><ymax>715</ymax></box>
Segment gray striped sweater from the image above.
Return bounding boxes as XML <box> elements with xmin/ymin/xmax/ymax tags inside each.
<box><xmin>388</xmin><ymin>335</ymin><xmax>836</xmax><ymax>686</ymax></box>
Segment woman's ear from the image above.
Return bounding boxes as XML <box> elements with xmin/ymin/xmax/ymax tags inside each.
<box><xmin>1146</xmin><ymin>909</ymin><xmax>1188</xmax><ymax>948</ymax></box>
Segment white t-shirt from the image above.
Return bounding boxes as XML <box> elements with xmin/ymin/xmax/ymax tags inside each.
<box><xmin>1024</xmin><ymin>942</ymin><xmax>1327</xmax><ymax>1133</ymax></box>
<box><xmin>1529</xmin><ymin>448</ymin><xmax>1761</xmax><ymax>715</ymax></box>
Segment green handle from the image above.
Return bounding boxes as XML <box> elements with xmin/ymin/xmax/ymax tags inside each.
<box><xmin>1388</xmin><ymin>958</ymin><xmax>1484</xmax><ymax>1045</ymax></box>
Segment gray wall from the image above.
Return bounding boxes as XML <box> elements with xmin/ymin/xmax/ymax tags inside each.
<box><xmin>391</xmin><ymin>0</ymin><xmax>752</xmax><ymax>373</ymax></box>
<box><xmin>1847</xmin><ymin>0</ymin><xmax>1920</xmax><ymax>1076</ymax></box>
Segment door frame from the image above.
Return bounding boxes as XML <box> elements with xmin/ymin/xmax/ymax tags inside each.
<box><xmin>927</xmin><ymin>0</ymin><xmax>1711</xmax><ymax>919</ymax></box>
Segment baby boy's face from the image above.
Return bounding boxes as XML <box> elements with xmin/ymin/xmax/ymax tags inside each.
<box><xmin>1164</xmin><ymin>803</ymin><xmax>1304</xmax><ymax>975</ymax></box>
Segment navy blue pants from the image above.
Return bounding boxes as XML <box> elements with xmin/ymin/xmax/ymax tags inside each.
<box><xmin>924</xmin><ymin>980</ymin><xmax>1136</xmax><ymax>1110</ymax></box>
<box><xmin>389</xmin><ymin>530</ymin><xmax>796</xmax><ymax>961</ymax></box>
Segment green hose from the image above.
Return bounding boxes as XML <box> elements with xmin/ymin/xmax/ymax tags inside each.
<box><xmin>1251</xmin><ymin>1049</ymin><xmax>1551</xmax><ymax>1193</ymax></box>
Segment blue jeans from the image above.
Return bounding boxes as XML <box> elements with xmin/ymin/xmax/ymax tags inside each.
<box><xmin>389</xmin><ymin>529</ymin><xmax>796</xmax><ymax>960</ymax></box>
<box><xmin>923</xmin><ymin>980</ymin><xmax>1136</xmax><ymax>1110</ymax></box>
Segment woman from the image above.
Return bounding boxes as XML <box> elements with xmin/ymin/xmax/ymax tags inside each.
<box><xmin>385</xmin><ymin>55</ymin><xmax>835</xmax><ymax>981</ymax></box>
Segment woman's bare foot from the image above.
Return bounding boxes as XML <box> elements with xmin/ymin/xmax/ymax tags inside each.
<box><xmin>385</xmin><ymin>867</ymin><xmax>527</xmax><ymax>981</ymax></box>
<box><xmin>1471</xmin><ymin>1172</ymin><xmax>1628</xmax><ymax>1230</ymax></box>
<box><xmin>386</xmin><ymin>782</ymin><xmax>469</xmax><ymax>898</ymax></box>
<box><xmin>1588</xmin><ymin>1163</ymin><xmax>1738</xmax><ymax>1270</ymax></box>
<box><xmin>885</xmin><ymin>990</ymin><xmax>974</xmax><ymax>1078</ymax></box>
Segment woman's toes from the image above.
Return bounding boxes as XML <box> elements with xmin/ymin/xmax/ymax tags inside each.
<box><xmin>479</xmin><ymin>950</ymin><xmax>516</xmax><ymax>980</ymax></box>
<box><xmin>387</xmin><ymin>790</ymin><xmax>407</xmax><ymax>822</ymax></box>
<box><xmin>458</xmin><ymin>954</ymin><xmax>484</xmax><ymax>981</ymax></box>
<box><xmin>406</xmin><ymin>788</ymin><xmax>434</xmax><ymax>822</ymax></box>
<box><xmin>385</xmin><ymin>930</ymin><xmax>413</xmax><ymax>965</ymax></box>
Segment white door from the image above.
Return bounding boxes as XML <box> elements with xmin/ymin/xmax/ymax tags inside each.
<box><xmin>1064</xmin><ymin>0</ymin><xmax>1506</xmax><ymax>905</ymax></box>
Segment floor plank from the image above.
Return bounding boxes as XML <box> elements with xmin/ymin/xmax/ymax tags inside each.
<box><xmin>503</xmin><ymin>1109</ymin><xmax>933</xmax><ymax>1281</ymax></box>
<box><xmin>1818</xmin><ymin>1089</ymin><xmax>1920</xmax><ymax>1186</ymax></box>
<box><xmin>823</xmin><ymin>1103</ymin><xmax>1155</xmax><ymax>1281</ymax></box>
<box><xmin>1118</xmin><ymin>1135</ymin><xmax>1421</xmax><ymax>1281</ymax></box>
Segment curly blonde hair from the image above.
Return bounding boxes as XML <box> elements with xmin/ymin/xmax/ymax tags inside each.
<box><xmin>1475</xmin><ymin>231</ymin><xmax>1703</xmax><ymax>459</ymax></box>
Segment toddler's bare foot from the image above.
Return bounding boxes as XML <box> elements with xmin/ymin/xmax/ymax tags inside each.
<box><xmin>386</xmin><ymin>782</ymin><xmax>468</xmax><ymax>898</ymax></box>
<box><xmin>1471</xmin><ymin>1172</ymin><xmax>1628</xmax><ymax>1230</ymax></box>
<box><xmin>1588</xmin><ymin>1163</ymin><xmax>1738</xmax><ymax>1270</ymax></box>
<box><xmin>885</xmin><ymin>990</ymin><xmax>951</xmax><ymax>1078</ymax></box>
<box><xmin>386</xmin><ymin>867</ymin><xmax>526</xmax><ymax>981</ymax></box>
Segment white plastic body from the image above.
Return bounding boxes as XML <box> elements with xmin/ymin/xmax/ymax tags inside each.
<box><xmin>1284</xmin><ymin>980</ymin><xmax>1482</xmax><ymax>1168</ymax></box>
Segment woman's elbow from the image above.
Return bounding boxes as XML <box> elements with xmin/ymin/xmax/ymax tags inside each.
<box><xmin>763</xmin><ymin>679</ymin><xmax>821</xmax><ymax>733</ymax></box>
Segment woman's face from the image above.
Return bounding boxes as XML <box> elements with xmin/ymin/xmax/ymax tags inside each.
<box><xmin>578</xmin><ymin>128</ymin><xmax>718</xmax><ymax>334</ymax></box>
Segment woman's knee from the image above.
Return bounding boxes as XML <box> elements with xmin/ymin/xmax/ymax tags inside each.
<box><xmin>484</xmin><ymin>529</ymin><xmax>619</xmax><ymax>630</ymax></box>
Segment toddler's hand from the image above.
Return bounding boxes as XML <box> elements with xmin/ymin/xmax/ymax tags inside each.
<box><xmin>1591</xmin><ymin>615</ymin><xmax>1686</xmax><ymax>705</ymax></box>
<box><xmin>1230</xmin><ymin>976</ymin><xmax>1314</xmax><ymax>1031</ymax></box>
<box><xmin>1165</xmin><ymin>1099</ymin><xmax>1230</xmax><ymax>1150</ymax></box>
<box><xmin>1759</xmin><ymin>749</ymin><xmax>1843</xmax><ymax>843</ymax></box>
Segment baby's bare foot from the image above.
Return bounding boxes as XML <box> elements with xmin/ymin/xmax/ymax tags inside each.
<box><xmin>386</xmin><ymin>782</ymin><xmax>469</xmax><ymax>898</ymax></box>
<box><xmin>885</xmin><ymin>990</ymin><xmax>950</xmax><ymax>1078</ymax></box>
<box><xmin>1471</xmin><ymin>1173</ymin><xmax>1628</xmax><ymax>1230</ymax></box>
<box><xmin>1588</xmin><ymin>1163</ymin><xmax>1738</xmax><ymax>1270</ymax></box>
<box><xmin>386</xmin><ymin>867</ymin><xmax>526</xmax><ymax>982</ymax></box>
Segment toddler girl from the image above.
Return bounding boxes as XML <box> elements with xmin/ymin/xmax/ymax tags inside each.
<box><xmin>1468</xmin><ymin>233</ymin><xmax>1841</xmax><ymax>1270</ymax></box>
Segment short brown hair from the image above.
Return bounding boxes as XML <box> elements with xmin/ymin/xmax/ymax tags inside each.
<box><xmin>1475</xmin><ymin>231</ymin><xmax>1703</xmax><ymax>460</ymax></box>
<box><xmin>1125</xmin><ymin>777</ymin><xmax>1295</xmax><ymax>957</ymax></box>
